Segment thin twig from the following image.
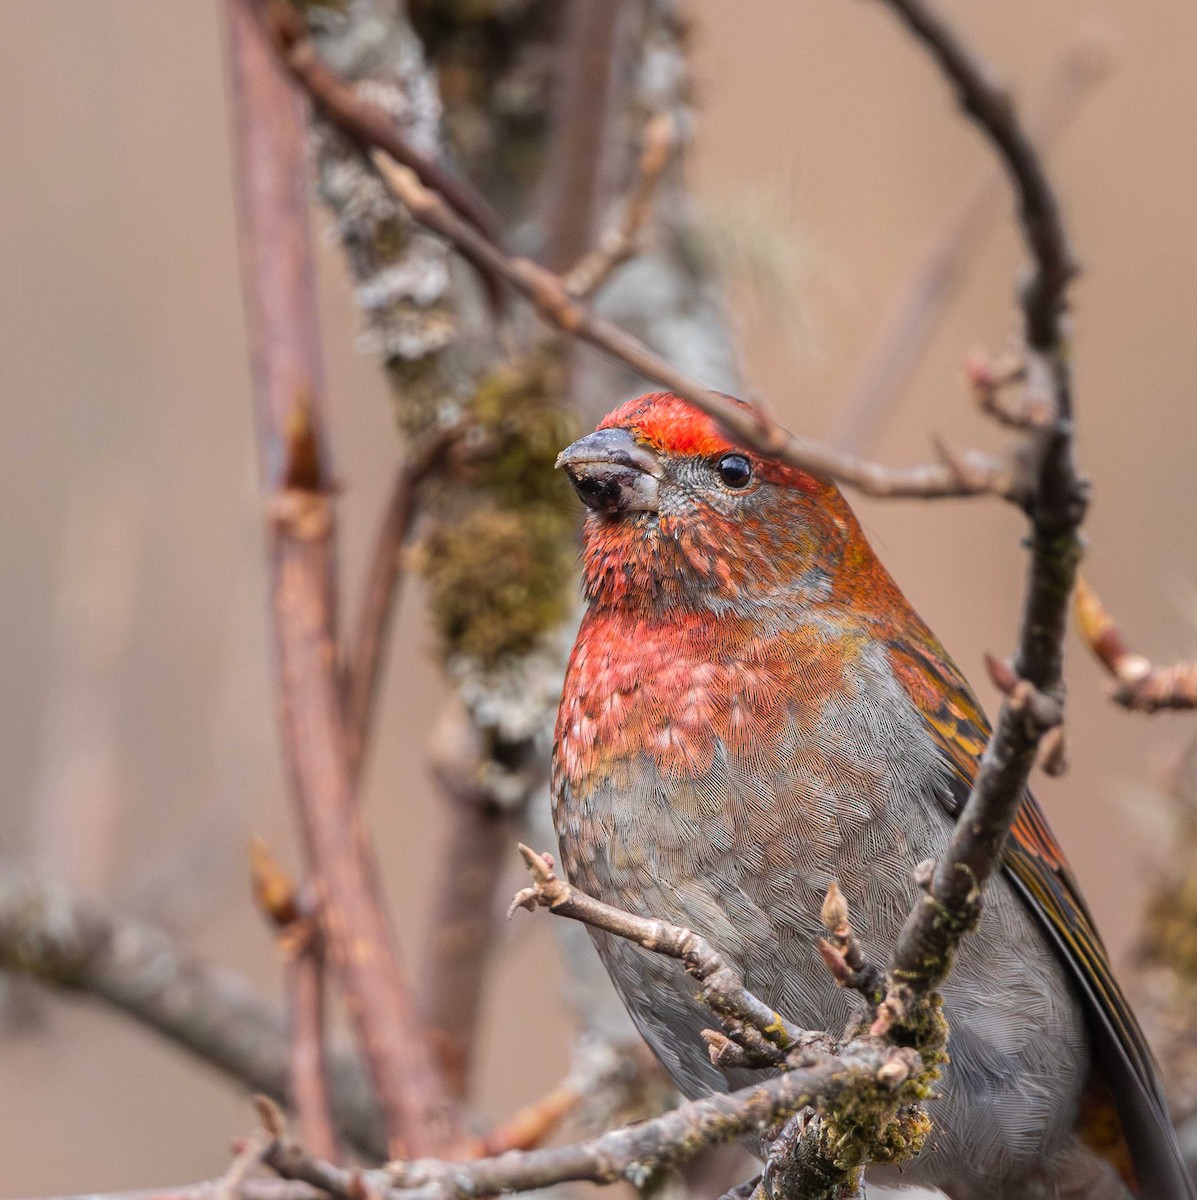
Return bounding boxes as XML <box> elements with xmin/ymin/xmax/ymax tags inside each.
<box><xmin>24</xmin><ymin>1183</ymin><xmax>324</xmax><ymax>1200</ymax></box>
<box><xmin>0</xmin><ymin>859</ymin><xmax>384</xmax><ymax>1159</ymax></box>
<box><xmin>420</xmin><ymin>708</ymin><xmax>537</xmax><ymax>1097</ymax></box>
<box><xmin>1075</xmin><ymin>577</ymin><xmax>1197</xmax><ymax>712</ymax></box>
<box><xmin>830</xmin><ymin>29</ymin><xmax>1113</xmax><ymax>451</ymax></box>
<box><xmin>510</xmin><ymin>846</ymin><xmax>805</xmax><ymax>1065</ymax></box>
<box><xmin>539</xmin><ymin>0</ymin><xmax>633</xmax><ymax>273</ymax></box>
<box><xmin>250</xmin><ymin>840</ymin><xmax>339</xmax><ymax>1161</ymax></box>
<box><xmin>262</xmin><ymin>1041</ymin><xmax>921</xmax><ymax>1200</ymax></box>
<box><xmin>817</xmin><ymin>882</ymin><xmax>886</xmax><ymax>1008</ymax></box>
<box><xmin>564</xmin><ymin>111</ymin><xmax>676</xmax><ymax>299</ymax></box>
<box><xmin>479</xmin><ymin>1083</ymin><xmax>582</xmax><ymax>1156</ymax></box>
<box><xmin>224</xmin><ymin>0</ymin><xmax>458</xmax><ymax>1156</ymax></box>
<box><xmin>341</xmin><ymin>426</ymin><xmax>462</xmax><ymax>784</ymax></box>
<box><xmin>217</xmin><ymin>1135</ymin><xmax>272</xmax><ymax>1200</ymax></box>
<box><xmin>869</xmin><ymin>0</ymin><xmax>1086</xmax><ymax>1034</ymax></box>
<box><xmin>370</xmin><ymin>151</ymin><xmax>1013</xmax><ymax>502</ymax></box>
<box><xmin>260</xmin><ymin>0</ymin><xmax>501</xmax><ymax>247</ymax></box>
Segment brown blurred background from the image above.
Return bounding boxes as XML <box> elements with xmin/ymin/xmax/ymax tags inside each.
<box><xmin>2</xmin><ymin>1</ymin><xmax>1196</xmax><ymax>1194</ymax></box>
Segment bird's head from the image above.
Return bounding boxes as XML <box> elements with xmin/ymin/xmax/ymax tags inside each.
<box><xmin>557</xmin><ymin>392</ymin><xmax>887</xmax><ymax>615</ymax></box>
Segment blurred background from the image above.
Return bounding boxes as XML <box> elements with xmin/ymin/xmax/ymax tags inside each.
<box><xmin>2</xmin><ymin>0</ymin><xmax>1196</xmax><ymax>1194</ymax></box>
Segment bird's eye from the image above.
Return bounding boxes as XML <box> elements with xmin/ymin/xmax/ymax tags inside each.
<box><xmin>716</xmin><ymin>453</ymin><xmax>753</xmax><ymax>489</ymax></box>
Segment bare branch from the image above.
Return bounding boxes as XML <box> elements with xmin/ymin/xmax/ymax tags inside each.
<box><xmin>0</xmin><ymin>860</ymin><xmax>384</xmax><ymax>1159</ymax></box>
<box><xmin>830</xmin><ymin>29</ymin><xmax>1113</xmax><ymax>451</ymax></box>
<box><xmin>1075</xmin><ymin>577</ymin><xmax>1197</xmax><ymax>712</ymax></box>
<box><xmin>563</xmin><ymin>112</ymin><xmax>676</xmax><ymax>299</ymax></box>
<box><xmin>261</xmin><ymin>1041</ymin><xmax>920</xmax><ymax>1200</ymax></box>
<box><xmin>250</xmin><ymin>840</ymin><xmax>338</xmax><ymax>1162</ymax></box>
<box><xmin>510</xmin><ymin>846</ymin><xmax>806</xmax><ymax>1065</ymax></box>
<box><xmin>420</xmin><ymin>710</ymin><xmax>539</xmax><ymax>1098</ymax></box>
<box><xmin>876</xmin><ymin>0</ymin><xmax>1076</xmax><ymax>353</ymax></box>
<box><xmin>370</xmin><ymin>151</ymin><xmax>1012</xmax><ymax>502</ymax></box>
<box><xmin>866</xmin><ymin>0</ymin><xmax>1086</xmax><ymax>1037</ymax></box>
<box><xmin>223</xmin><ymin>0</ymin><xmax>457</xmax><ymax>1155</ymax></box>
<box><xmin>341</xmin><ymin>426</ymin><xmax>463</xmax><ymax>784</ymax></box>
<box><xmin>260</xmin><ymin>0</ymin><xmax>501</xmax><ymax>247</ymax></box>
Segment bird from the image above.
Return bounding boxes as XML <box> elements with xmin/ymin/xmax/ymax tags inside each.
<box><xmin>551</xmin><ymin>391</ymin><xmax>1192</xmax><ymax>1200</ymax></box>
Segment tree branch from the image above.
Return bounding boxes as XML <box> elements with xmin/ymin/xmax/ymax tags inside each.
<box><xmin>868</xmin><ymin>0</ymin><xmax>1086</xmax><ymax>1034</ymax></box>
<box><xmin>341</xmin><ymin>426</ymin><xmax>462</xmax><ymax>785</ymax></box>
<box><xmin>509</xmin><ymin>846</ymin><xmax>806</xmax><ymax>1067</ymax></box>
<box><xmin>370</xmin><ymin>151</ymin><xmax>1012</xmax><ymax>501</ymax></box>
<box><xmin>0</xmin><ymin>860</ymin><xmax>384</xmax><ymax>1160</ymax></box>
<box><xmin>223</xmin><ymin>0</ymin><xmax>458</xmax><ymax>1156</ymax></box>
<box><xmin>260</xmin><ymin>0</ymin><xmax>502</xmax><ymax>247</ymax></box>
<box><xmin>829</xmin><ymin>29</ymin><xmax>1113</xmax><ymax>451</ymax></box>
<box><xmin>263</xmin><ymin>1040</ymin><xmax>919</xmax><ymax>1200</ymax></box>
<box><xmin>1075</xmin><ymin>577</ymin><xmax>1197</xmax><ymax>712</ymax></box>
<box><xmin>250</xmin><ymin>840</ymin><xmax>339</xmax><ymax>1162</ymax></box>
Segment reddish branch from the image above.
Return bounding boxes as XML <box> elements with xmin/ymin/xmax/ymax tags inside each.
<box><xmin>420</xmin><ymin>710</ymin><xmax>532</xmax><ymax>1098</ymax></box>
<box><xmin>250</xmin><ymin>839</ymin><xmax>338</xmax><ymax>1161</ymax></box>
<box><xmin>1075</xmin><ymin>578</ymin><xmax>1197</xmax><ymax>712</ymax></box>
<box><xmin>341</xmin><ymin>427</ymin><xmax>462</xmax><ymax>784</ymax></box>
<box><xmin>539</xmin><ymin>0</ymin><xmax>633</xmax><ymax>273</ymax></box>
<box><xmin>224</xmin><ymin>0</ymin><xmax>457</xmax><ymax>1156</ymax></box>
<box><xmin>259</xmin><ymin>0</ymin><xmax>501</xmax><ymax>247</ymax></box>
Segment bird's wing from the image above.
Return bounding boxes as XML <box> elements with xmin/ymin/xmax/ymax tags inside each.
<box><xmin>887</xmin><ymin>635</ymin><xmax>1193</xmax><ymax>1200</ymax></box>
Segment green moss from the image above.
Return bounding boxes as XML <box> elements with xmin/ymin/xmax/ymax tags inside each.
<box><xmin>419</xmin><ymin>349</ymin><xmax>578</xmax><ymax>669</ymax></box>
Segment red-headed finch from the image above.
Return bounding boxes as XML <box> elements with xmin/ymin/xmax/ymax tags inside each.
<box><xmin>551</xmin><ymin>392</ymin><xmax>1191</xmax><ymax>1200</ymax></box>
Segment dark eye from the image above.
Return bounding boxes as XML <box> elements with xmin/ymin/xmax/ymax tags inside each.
<box><xmin>716</xmin><ymin>453</ymin><xmax>753</xmax><ymax>489</ymax></box>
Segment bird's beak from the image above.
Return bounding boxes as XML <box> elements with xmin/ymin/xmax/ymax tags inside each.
<box><xmin>556</xmin><ymin>427</ymin><xmax>662</xmax><ymax>516</ymax></box>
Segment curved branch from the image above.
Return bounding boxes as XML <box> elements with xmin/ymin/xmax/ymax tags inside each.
<box><xmin>1075</xmin><ymin>577</ymin><xmax>1197</xmax><ymax>712</ymax></box>
<box><xmin>0</xmin><ymin>861</ymin><xmax>384</xmax><ymax>1160</ymax></box>
<box><xmin>264</xmin><ymin>1040</ymin><xmax>919</xmax><ymax>1200</ymax></box>
<box><xmin>370</xmin><ymin>151</ymin><xmax>1012</xmax><ymax>502</ymax></box>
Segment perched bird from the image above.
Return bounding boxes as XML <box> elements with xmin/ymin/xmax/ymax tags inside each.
<box><xmin>552</xmin><ymin>392</ymin><xmax>1192</xmax><ymax>1200</ymax></box>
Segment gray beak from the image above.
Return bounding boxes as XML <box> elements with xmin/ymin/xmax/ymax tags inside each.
<box><xmin>556</xmin><ymin>427</ymin><xmax>662</xmax><ymax>516</ymax></box>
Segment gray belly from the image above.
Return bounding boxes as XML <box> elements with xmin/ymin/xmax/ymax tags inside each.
<box><xmin>553</xmin><ymin>725</ymin><xmax>1090</xmax><ymax>1195</ymax></box>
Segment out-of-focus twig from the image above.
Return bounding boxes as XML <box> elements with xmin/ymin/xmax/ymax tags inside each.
<box><xmin>0</xmin><ymin>859</ymin><xmax>384</xmax><ymax>1159</ymax></box>
<box><xmin>868</xmin><ymin>0</ymin><xmax>1085</xmax><ymax>1040</ymax></box>
<box><xmin>830</xmin><ymin>28</ymin><xmax>1114</xmax><ymax>451</ymax></box>
<box><xmin>539</xmin><ymin>0</ymin><xmax>633</xmax><ymax>274</ymax></box>
<box><xmin>563</xmin><ymin>112</ymin><xmax>676</xmax><ymax>299</ymax></box>
<box><xmin>250</xmin><ymin>839</ymin><xmax>338</xmax><ymax>1162</ymax></box>
<box><xmin>341</xmin><ymin>426</ymin><xmax>463</xmax><ymax>784</ymax></box>
<box><xmin>419</xmin><ymin>708</ymin><xmax>541</xmax><ymax>1098</ymax></box>
<box><xmin>223</xmin><ymin>0</ymin><xmax>458</xmax><ymax>1156</ymax></box>
<box><xmin>1075</xmin><ymin>577</ymin><xmax>1197</xmax><ymax>712</ymax></box>
<box><xmin>479</xmin><ymin>1082</ymin><xmax>582</xmax><ymax>1156</ymax></box>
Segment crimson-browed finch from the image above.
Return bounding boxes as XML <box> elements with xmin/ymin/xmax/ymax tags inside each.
<box><xmin>551</xmin><ymin>392</ymin><xmax>1191</xmax><ymax>1200</ymax></box>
